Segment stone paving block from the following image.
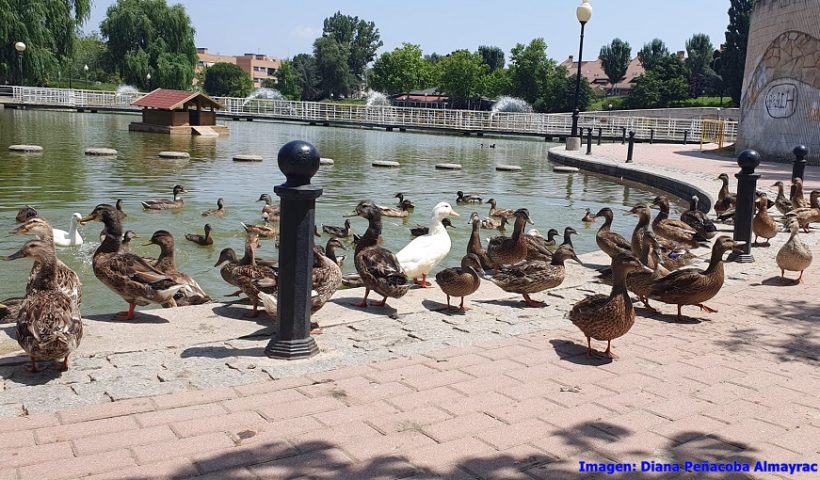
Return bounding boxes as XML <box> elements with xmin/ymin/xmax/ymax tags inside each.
<box><xmin>232</xmin><ymin>376</ymin><xmax>313</xmax><ymax>396</ymax></box>
<box><xmin>0</xmin><ymin>429</ymin><xmax>34</xmax><ymax>449</ymax></box>
<box><xmin>171</xmin><ymin>410</ymin><xmax>265</xmax><ymax>438</ymax></box>
<box><xmin>365</xmin><ymin>363</ymin><xmax>439</xmax><ymax>384</ymax></box>
<box><xmin>700</xmin><ymin>399</ymin><xmax>772</xmax><ymax>424</ymax></box>
<box><xmin>367</xmin><ymin>405</ymin><xmax>453</xmax><ymax>434</ymax></box>
<box><xmin>135</xmin><ymin>402</ymin><xmax>227</xmax><ymax>428</ymax></box>
<box><xmin>311</xmin><ymin>400</ymin><xmax>398</xmax><ymax>427</ymax></box>
<box><xmin>448</xmin><ymin>373</ymin><xmax>521</xmax><ymax>396</ymax></box>
<box><xmin>767</xmin><ymin>424</ymin><xmax>820</xmax><ymax>455</ymax></box>
<box><xmin>344</xmin><ymin>381</ymin><xmax>416</xmax><ymax>405</ymax></box>
<box><xmin>0</xmin><ymin>384</ymin><xmax>94</xmax><ymax>414</ymax></box>
<box><xmin>34</xmin><ymin>415</ymin><xmax>137</xmax><ymax>444</ymax></box>
<box><xmin>650</xmin><ymin>414</ymin><xmax>730</xmax><ymax>446</ymax></box>
<box><xmin>459</xmin><ymin>358</ymin><xmax>524</xmax><ymax>378</ymax></box>
<box><xmin>248</xmin><ymin>447</ymin><xmax>356</xmax><ymax>479</ymax></box>
<box><xmin>221</xmin><ymin>387</ymin><xmax>306</xmax><ymax>413</ymax></box>
<box><xmin>257</xmin><ymin>396</ymin><xmax>348</xmax><ymax>421</ymax></box>
<box><xmin>190</xmin><ymin>439</ymin><xmax>297</xmax><ymax>474</ymax></box>
<box><xmin>421</xmin><ymin>411</ymin><xmax>505</xmax><ymax>443</ymax></box>
<box><xmin>543</xmin><ymin>403</ymin><xmax>617</xmax><ymax>430</ymax></box>
<box><xmin>305</xmin><ymin>364</ymin><xmax>379</xmax><ymax>383</ymax></box>
<box><xmin>475</xmin><ymin>418</ymin><xmax>555</xmax><ymax>450</ymax></box>
<box><xmin>398</xmin><ymin>369</ymin><xmax>475</xmax><ymax>391</ymax></box>
<box><xmin>149</xmin><ymin>386</ymin><xmax>237</xmax><ymax>410</ymax></box>
<box><xmin>402</xmin><ymin>437</ymin><xmax>496</xmax><ymax>473</ymax></box>
<box><xmin>57</xmin><ymin>397</ymin><xmax>155</xmax><ymax>424</ymax></box>
<box><xmin>596</xmin><ymin>389</ymin><xmax>667</xmax><ymax>415</ymax></box>
<box><xmin>82</xmin><ymin>457</ymin><xmax>198</xmax><ymax>480</ymax></box>
<box><xmin>647</xmin><ymin>397</ymin><xmax>713</xmax><ymax>421</ymax></box>
<box><xmin>477</xmin><ymin>343</ymin><xmax>539</xmax><ymax>361</ymax></box>
<box><xmin>591</xmin><ymin>410</ymin><xmax>670</xmax><ymax>439</ymax></box>
<box><xmin>251</xmin><ymin>415</ymin><xmax>326</xmax><ymax>442</ymax></box>
<box><xmin>0</xmin><ymin>413</ymin><xmax>59</xmax><ymax>432</ymax></box>
<box><xmin>423</xmin><ymin>353</ymin><xmax>487</xmax><ymax>371</ymax></box>
<box><xmin>289</xmin><ymin>420</ymin><xmax>384</xmax><ymax>453</ymax></box>
<box><xmin>482</xmin><ymin>397</ymin><xmax>563</xmax><ymax>425</ymax></box>
<box><xmin>754</xmin><ymin>401</ymin><xmax>820</xmax><ymax>430</ymax></box>
<box><xmin>434</xmin><ymin>390</ymin><xmax>512</xmax><ymax>416</ymax></box>
<box><xmin>132</xmin><ymin>431</ymin><xmax>235</xmax><ymax>465</ymax></box>
<box><xmin>18</xmin><ymin>449</ymin><xmax>134</xmax><ymax>480</ymax></box>
<box><xmin>341</xmin><ymin>430</ymin><xmax>437</xmax><ymax>462</ymax></box>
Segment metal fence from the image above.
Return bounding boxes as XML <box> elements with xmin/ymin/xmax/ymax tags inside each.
<box><xmin>11</xmin><ymin>86</ymin><xmax>737</xmax><ymax>143</ymax></box>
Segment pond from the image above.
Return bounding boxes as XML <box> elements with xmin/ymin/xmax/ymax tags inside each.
<box><xmin>0</xmin><ymin>109</ymin><xmax>682</xmax><ymax>316</ymax></box>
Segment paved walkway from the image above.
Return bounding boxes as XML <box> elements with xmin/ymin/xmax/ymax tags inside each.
<box><xmin>0</xmin><ymin>145</ymin><xmax>818</xmax><ymax>479</ymax></box>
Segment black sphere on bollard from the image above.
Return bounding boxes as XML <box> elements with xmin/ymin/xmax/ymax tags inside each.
<box><xmin>728</xmin><ymin>149</ymin><xmax>761</xmax><ymax>263</ymax></box>
<box><xmin>278</xmin><ymin>140</ymin><xmax>320</xmax><ymax>187</ymax></box>
<box><xmin>737</xmin><ymin>149</ymin><xmax>761</xmax><ymax>174</ymax></box>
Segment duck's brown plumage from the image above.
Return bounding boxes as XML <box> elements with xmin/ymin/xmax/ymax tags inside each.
<box><xmin>257</xmin><ymin>194</ymin><xmax>280</xmax><ymax>220</ymax></box>
<box><xmin>569</xmin><ymin>253</ymin><xmax>649</xmax><ymax>358</ymax></box>
<box><xmin>752</xmin><ymin>193</ymin><xmax>778</xmax><ymax>245</ymax></box>
<box><xmin>776</xmin><ymin>220</ymin><xmax>813</xmax><ymax>282</ymax></box>
<box><xmin>782</xmin><ymin>190</ymin><xmax>820</xmax><ymax>233</ymax></box>
<box><xmin>435</xmin><ymin>253</ymin><xmax>483</xmax><ymax>311</ymax></box>
<box><xmin>222</xmin><ymin>234</ymin><xmax>278</xmax><ymax>317</ymax></box>
<box><xmin>185</xmin><ymin>224</ymin><xmax>214</xmax><ymax>246</ymax></box>
<box><xmin>323</xmin><ymin>219</ymin><xmax>353</xmax><ymax>238</ymax></box>
<box><xmin>680</xmin><ymin>195</ymin><xmax>717</xmax><ymax>239</ymax></box>
<box><xmin>772</xmin><ymin>181</ymin><xmax>793</xmax><ymax>216</ymax></box>
<box><xmin>489</xmin><ymin>244</ymin><xmax>580</xmax><ymax>307</ymax></box>
<box><xmin>714</xmin><ymin>173</ymin><xmax>737</xmax><ymax>214</ymax></box>
<box><xmin>486</xmin><ymin>198</ymin><xmax>516</xmax><ymax>219</ymax></box>
<box><xmin>651</xmin><ymin>196</ymin><xmax>705</xmax><ymax>248</ymax></box>
<box><xmin>141</xmin><ymin>184</ymin><xmax>187</xmax><ymax>210</ymax></box>
<box><xmin>628</xmin><ymin>204</ymin><xmax>696</xmax><ymax>271</ymax></box>
<box><xmin>487</xmin><ymin>208</ymin><xmax>532</xmax><ymax>266</ymax></box>
<box><xmin>202</xmin><ymin>198</ymin><xmax>225</xmax><ymax>217</ymax></box>
<box><xmin>379</xmin><ymin>200</ymin><xmax>415</xmax><ymax>218</ymax></box>
<box><xmin>145</xmin><ymin>230</ymin><xmax>211</xmax><ymax>306</ymax></box>
<box><xmin>353</xmin><ymin>201</ymin><xmax>410</xmax><ymax>307</ymax></box>
<box><xmin>790</xmin><ymin>177</ymin><xmax>807</xmax><ymax>209</ymax></box>
<box><xmin>467</xmin><ymin>213</ymin><xmax>495</xmax><ymax>270</ymax></box>
<box><xmin>594</xmin><ymin>208</ymin><xmax>632</xmax><ymax>258</ymax></box>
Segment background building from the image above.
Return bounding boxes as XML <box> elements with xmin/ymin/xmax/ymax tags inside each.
<box><xmin>195</xmin><ymin>48</ymin><xmax>281</xmax><ymax>89</ymax></box>
<box><xmin>560</xmin><ymin>55</ymin><xmax>645</xmax><ymax>96</ymax></box>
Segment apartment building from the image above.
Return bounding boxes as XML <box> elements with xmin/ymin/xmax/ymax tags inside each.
<box><xmin>195</xmin><ymin>48</ymin><xmax>281</xmax><ymax>88</ymax></box>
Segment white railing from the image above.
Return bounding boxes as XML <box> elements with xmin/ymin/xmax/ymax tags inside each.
<box><xmin>11</xmin><ymin>86</ymin><xmax>737</xmax><ymax>143</ymax></box>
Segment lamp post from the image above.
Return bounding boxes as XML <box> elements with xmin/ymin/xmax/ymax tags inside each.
<box><xmin>14</xmin><ymin>41</ymin><xmax>26</xmax><ymax>86</ymax></box>
<box><xmin>567</xmin><ymin>0</ymin><xmax>592</xmax><ymax>151</ymax></box>
<box><xmin>83</xmin><ymin>64</ymin><xmax>89</xmax><ymax>89</ymax></box>
<box><xmin>146</xmin><ymin>72</ymin><xmax>151</xmax><ymax>89</ymax></box>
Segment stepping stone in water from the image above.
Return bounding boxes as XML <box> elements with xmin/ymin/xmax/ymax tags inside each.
<box><xmin>233</xmin><ymin>154</ymin><xmax>263</xmax><ymax>162</ymax></box>
<box><xmin>85</xmin><ymin>148</ymin><xmax>118</xmax><ymax>156</ymax></box>
<box><xmin>553</xmin><ymin>166</ymin><xmax>579</xmax><ymax>173</ymax></box>
<box><xmin>372</xmin><ymin>160</ymin><xmax>400</xmax><ymax>168</ymax></box>
<box><xmin>8</xmin><ymin>145</ymin><xmax>43</xmax><ymax>153</ymax></box>
<box><xmin>158</xmin><ymin>151</ymin><xmax>190</xmax><ymax>159</ymax></box>
<box><xmin>435</xmin><ymin>163</ymin><xmax>463</xmax><ymax>170</ymax></box>
<box><xmin>320</xmin><ymin>157</ymin><xmax>334</xmax><ymax>165</ymax></box>
<box><xmin>496</xmin><ymin>164</ymin><xmax>522</xmax><ymax>171</ymax></box>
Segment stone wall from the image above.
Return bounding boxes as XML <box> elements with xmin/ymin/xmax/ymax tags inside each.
<box><xmin>737</xmin><ymin>0</ymin><xmax>820</xmax><ymax>164</ymax></box>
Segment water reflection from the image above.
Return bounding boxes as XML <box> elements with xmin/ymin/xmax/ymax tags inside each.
<box><xmin>0</xmin><ymin>109</ymin><xmax>683</xmax><ymax>315</ymax></box>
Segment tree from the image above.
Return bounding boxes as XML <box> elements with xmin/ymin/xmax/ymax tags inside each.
<box><xmin>481</xmin><ymin>68</ymin><xmax>513</xmax><ymax>99</ymax></box>
<box><xmin>369</xmin><ymin>43</ymin><xmax>431</xmax><ymax>95</ymax></box>
<box><xmin>0</xmin><ymin>0</ymin><xmax>91</xmax><ymax>85</ymax></box>
<box><xmin>291</xmin><ymin>53</ymin><xmax>320</xmax><ymax>101</ymax></box>
<box><xmin>269</xmin><ymin>60</ymin><xmax>302</xmax><ymax>100</ymax></box>
<box><xmin>685</xmin><ymin>33</ymin><xmax>714</xmax><ymax>97</ymax></box>
<box><xmin>436</xmin><ymin>50</ymin><xmax>488</xmax><ymax>109</ymax></box>
<box><xmin>719</xmin><ymin>0</ymin><xmax>754</xmax><ymax>105</ymax></box>
<box><xmin>626</xmin><ymin>54</ymin><xmax>689</xmax><ymax>108</ymax></box>
<box><xmin>508</xmin><ymin>38</ymin><xmax>555</xmax><ymax>104</ymax></box>
<box><xmin>202</xmin><ymin>62</ymin><xmax>252</xmax><ymax>97</ymax></box>
<box><xmin>313</xmin><ymin>36</ymin><xmax>354</xmax><ymax>99</ymax></box>
<box><xmin>637</xmin><ymin>39</ymin><xmax>669</xmax><ymax>71</ymax></box>
<box><xmin>478</xmin><ymin>45</ymin><xmax>505</xmax><ymax>72</ymax></box>
<box><xmin>599</xmin><ymin>38</ymin><xmax>631</xmax><ymax>95</ymax></box>
<box><xmin>100</xmin><ymin>0</ymin><xmax>197</xmax><ymax>90</ymax></box>
<box><xmin>321</xmin><ymin>12</ymin><xmax>382</xmax><ymax>85</ymax></box>
<box><xmin>68</xmin><ymin>32</ymin><xmax>116</xmax><ymax>86</ymax></box>
<box><xmin>538</xmin><ymin>71</ymin><xmax>593</xmax><ymax>113</ymax></box>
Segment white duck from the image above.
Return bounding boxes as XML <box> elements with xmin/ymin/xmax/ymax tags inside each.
<box><xmin>52</xmin><ymin>213</ymin><xmax>83</xmax><ymax>247</ymax></box>
<box><xmin>396</xmin><ymin>202</ymin><xmax>460</xmax><ymax>287</ymax></box>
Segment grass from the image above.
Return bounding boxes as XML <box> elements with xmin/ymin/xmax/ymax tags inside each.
<box><xmin>590</xmin><ymin>95</ymin><xmax>735</xmax><ymax>111</ymax></box>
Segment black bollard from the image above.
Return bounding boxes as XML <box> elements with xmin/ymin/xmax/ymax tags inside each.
<box><xmin>586</xmin><ymin>127</ymin><xmax>593</xmax><ymax>155</ymax></box>
<box><xmin>626</xmin><ymin>131</ymin><xmax>636</xmax><ymax>163</ymax></box>
<box><xmin>265</xmin><ymin>140</ymin><xmax>322</xmax><ymax>360</ymax></box>
<box><xmin>597</xmin><ymin>127</ymin><xmax>602</xmax><ymax>146</ymax></box>
<box><xmin>792</xmin><ymin>145</ymin><xmax>808</xmax><ymax>181</ymax></box>
<box><xmin>649</xmin><ymin>129</ymin><xmax>655</xmax><ymax>144</ymax></box>
<box><xmin>683</xmin><ymin>130</ymin><xmax>689</xmax><ymax>145</ymax></box>
<box><xmin>621</xmin><ymin>126</ymin><xmax>627</xmax><ymax>145</ymax></box>
<box><xmin>727</xmin><ymin>150</ymin><xmax>760</xmax><ymax>264</ymax></box>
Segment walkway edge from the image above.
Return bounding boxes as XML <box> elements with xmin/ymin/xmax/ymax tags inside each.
<box><xmin>548</xmin><ymin>146</ymin><xmax>713</xmax><ymax>212</ymax></box>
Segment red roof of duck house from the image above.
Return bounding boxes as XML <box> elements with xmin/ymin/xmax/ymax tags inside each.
<box><xmin>132</xmin><ymin>89</ymin><xmax>223</xmax><ymax>110</ymax></box>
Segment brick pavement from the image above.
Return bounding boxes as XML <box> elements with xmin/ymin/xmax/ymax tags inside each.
<box><xmin>0</xmin><ymin>145</ymin><xmax>818</xmax><ymax>479</ymax></box>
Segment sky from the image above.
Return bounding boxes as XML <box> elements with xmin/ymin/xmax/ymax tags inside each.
<box><xmin>84</xmin><ymin>0</ymin><xmax>732</xmax><ymax>62</ymax></box>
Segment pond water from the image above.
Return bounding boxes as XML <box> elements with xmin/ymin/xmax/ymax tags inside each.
<box><xmin>0</xmin><ymin>109</ymin><xmax>682</xmax><ymax>315</ymax></box>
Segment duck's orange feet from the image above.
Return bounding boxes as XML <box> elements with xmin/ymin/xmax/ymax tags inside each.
<box><xmin>113</xmin><ymin>304</ymin><xmax>136</xmax><ymax>321</ymax></box>
<box><xmin>354</xmin><ymin>289</ymin><xmax>370</xmax><ymax>307</ymax></box>
<box><xmin>376</xmin><ymin>296</ymin><xmax>389</xmax><ymax>307</ymax></box>
<box><xmin>521</xmin><ymin>294</ymin><xmax>546</xmax><ymax>307</ymax></box>
<box><xmin>697</xmin><ymin>304</ymin><xmax>718</xmax><ymax>314</ymax></box>
<box><xmin>53</xmin><ymin>356</ymin><xmax>69</xmax><ymax>371</ymax></box>
<box><xmin>24</xmin><ymin>358</ymin><xmax>41</xmax><ymax>373</ymax></box>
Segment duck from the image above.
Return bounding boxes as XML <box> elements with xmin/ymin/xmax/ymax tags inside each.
<box><xmin>481</xmin><ymin>216</ymin><xmax>508</xmax><ymax>231</ymax></box>
<box><xmin>323</xmin><ymin>218</ymin><xmax>353</xmax><ymax>238</ymax></box>
<box><xmin>218</xmin><ymin>233</ymin><xmax>278</xmax><ymax>317</ymax></box>
<box><xmin>562</xmin><ymin>226</ymin><xmax>578</xmax><ymax>248</ymax></box>
<box><xmin>467</xmin><ymin>212</ymin><xmax>495</xmax><ymax>271</ymax></box>
<box><xmin>16</xmin><ymin>205</ymin><xmax>39</xmax><ymax>223</ymax></box>
<box><xmin>531</xmin><ymin>228</ymin><xmax>560</xmax><ymax>247</ymax></box>
<box><xmin>115</xmin><ymin>199</ymin><xmax>127</xmax><ymax>218</ymax></box>
<box><xmin>487</xmin><ymin>208</ymin><xmax>533</xmax><ymax>266</ymax></box>
<box><xmin>524</xmin><ymin>228</ymin><xmax>558</xmax><ymax>262</ymax></box>
<box><xmin>396</xmin><ymin>202</ymin><xmax>460</xmax><ymax>287</ymax></box>
<box><xmin>581</xmin><ymin>208</ymin><xmax>596</xmax><ymax>223</ymax></box>
<box><xmin>241</xmin><ymin>220</ymin><xmax>278</xmax><ymax>238</ymax></box>
<box><xmin>257</xmin><ymin>193</ymin><xmax>280</xmax><ymax>221</ymax></box>
<box><xmin>379</xmin><ymin>199</ymin><xmax>415</xmax><ymax>218</ymax></box>
<box><xmin>680</xmin><ymin>195</ymin><xmax>717</xmax><ymax>239</ymax></box>
<box><xmin>214</xmin><ymin>247</ymin><xmax>242</xmax><ymax>292</ymax></box>
<box><xmin>752</xmin><ymin>193</ymin><xmax>778</xmax><ymax>246</ymax></box>
<box><xmin>120</xmin><ymin>231</ymin><xmax>138</xmax><ymax>253</ymax></box>
<box><xmin>627</xmin><ymin>203</ymin><xmax>696</xmax><ymax>271</ymax></box>
<box><xmin>435</xmin><ymin>253</ymin><xmax>483</xmax><ymax>311</ymax></box>
<box><xmin>772</xmin><ymin>181</ymin><xmax>793</xmax><ymax>215</ymax></box>
<box><xmin>489</xmin><ymin>244</ymin><xmax>581</xmax><ymax>307</ymax></box>
<box><xmin>651</xmin><ymin>196</ymin><xmax>707</xmax><ymax>248</ymax></box>
<box><xmin>781</xmin><ymin>190</ymin><xmax>820</xmax><ymax>233</ymax></box>
<box><xmin>11</xmin><ymin>217</ymin><xmax>83</xmax><ymax>309</ymax></box>
<box><xmin>648</xmin><ymin>236</ymin><xmax>744</xmax><ymax>321</ymax></box>
<box><xmin>486</xmin><ymin>198</ymin><xmax>516</xmax><ymax>219</ymax></box>
<box><xmin>202</xmin><ymin>198</ymin><xmax>225</xmax><ymax>217</ymax></box>
<box><xmin>144</xmin><ymin>230</ymin><xmax>211</xmax><ymax>306</ymax></box>
<box><xmin>569</xmin><ymin>253</ymin><xmax>650</xmax><ymax>358</ymax></box>
<box><xmin>410</xmin><ymin>217</ymin><xmax>454</xmax><ymax>237</ymax></box>
<box><xmin>49</xmin><ymin>213</ymin><xmax>83</xmax><ymax>247</ymax></box>
<box><xmin>593</xmin><ymin>208</ymin><xmax>632</xmax><ymax>258</ymax></box>
<box><xmin>324</xmin><ymin>237</ymin><xmax>346</xmax><ymax>268</ymax></box>
<box><xmin>625</xmin><ymin>231</ymin><xmax>669</xmax><ymax>312</ymax></box>
<box><xmin>352</xmin><ymin>200</ymin><xmax>410</xmax><ymax>307</ymax></box>
<box><xmin>714</xmin><ymin>173</ymin><xmax>737</xmax><ymax>214</ymax></box>
<box><xmin>394</xmin><ymin>192</ymin><xmax>414</xmax><ymax>207</ymax></box>
<box><xmin>3</xmin><ymin>239</ymin><xmax>83</xmax><ymax>372</ymax></box>
<box><xmin>141</xmin><ymin>184</ymin><xmax>187</xmax><ymax>210</ymax></box>
<box><xmin>185</xmin><ymin>224</ymin><xmax>214</xmax><ymax>246</ymax></box>
<box><xmin>456</xmin><ymin>191</ymin><xmax>483</xmax><ymax>205</ymax></box>
<box><xmin>79</xmin><ymin>204</ymin><xmax>191</xmax><ymax>320</ymax></box>
<box><xmin>790</xmin><ymin>177</ymin><xmax>807</xmax><ymax>209</ymax></box>
<box><xmin>776</xmin><ymin>219</ymin><xmax>813</xmax><ymax>283</ymax></box>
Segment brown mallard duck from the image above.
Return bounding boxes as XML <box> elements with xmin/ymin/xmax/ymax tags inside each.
<box><xmin>144</xmin><ymin>230</ymin><xmax>211</xmax><ymax>306</ymax></box>
<box><xmin>487</xmin><ymin>208</ymin><xmax>533</xmax><ymax>266</ymax></box>
<box><xmin>467</xmin><ymin>212</ymin><xmax>495</xmax><ymax>271</ymax></box>
<box><xmin>120</xmin><ymin>231</ymin><xmax>139</xmax><ymax>253</ymax></box>
<box><xmin>325</xmin><ymin>237</ymin><xmax>346</xmax><ymax>268</ymax></box>
<box><xmin>219</xmin><ymin>234</ymin><xmax>278</xmax><ymax>317</ymax></box>
<box><xmin>410</xmin><ymin>218</ymin><xmax>454</xmax><ymax>237</ymax></box>
<box><xmin>781</xmin><ymin>190</ymin><xmax>820</xmax><ymax>233</ymax></box>
<box><xmin>714</xmin><ymin>173</ymin><xmax>737</xmax><ymax>214</ymax></box>
<box><xmin>489</xmin><ymin>244</ymin><xmax>581</xmax><ymax>307</ymax></box>
<box><xmin>524</xmin><ymin>228</ymin><xmax>558</xmax><ymax>261</ymax></box>
<box><xmin>790</xmin><ymin>177</ymin><xmax>807</xmax><ymax>209</ymax></box>
<box><xmin>241</xmin><ymin>221</ymin><xmax>278</xmax><ymax>239</ymax></box>
<box><xmin>481</xmin><ymin>215</ymin><xmax>508</xmax><ymax>231</ymax></box>
<box><xmin>651</xmin><ymin>195</ymin><xmax>707</xmax><ymax>248</ymax></box>
<box><xmin>15</xmin><ymin>205</ymin><xmax>39</xmax><ymax>223</ymax></box>
<box><xmin>625</xmin><ymin>231</ymin><xmax>669</xmax><ymax>312</ymax></box>
<box><xmin>115</xmin><ymin>199</ymin><xmax>127</xmax><ymax>219</ymax></box>
<box><xmin>141</xmin><ymin>184</ymin><xmax>187</xmax><ymax>210</ymax></box>
<box><xmin>257</xmin><ymin>193</ymin><xmax>280</xmax><ymax>220</ymax></box>
<box><xmin>80</xmin><ymin>204</ymin><xmax>191</xmax><ymax>320</ymax></box>
<box><xmin>581</xmin><ymin>208</ymin><xmax>596</xmax><ymax>223</ymax></box>
<box><xmin>379</xmin><ymin>199</ymin><xmax>415</xmax><ymax>218</ymax></box>
<box><xmin>776</xmin><ymin>219</ymin><xmax>813</xmax><ymax>282</ymax></box>
<box><xmin>214</xmin><ymin>247</ymin><xmax>241</xmax><ymax>291</ymax></box>
<box><xmin>323</xmin><ymin>218</ymin><xmax>353</xmax><ymax>238</ymax></box>
<box><xmin>353</xmin><ymin>201</ymin><xmax>410</xmax><ymax>307</ymax></box>
<box><xmin>185</xmin><ymin>224</ymin><xmax>214</xmax><ymax>246</ymax></box>
<box><xmin>772</xmin><ymin>181</ymin><xmax>793</xmax><ymax>216</ymax></box>
<box><xmin>394</xmin><ymin>192</ymin><xmax>414</xmax><ymax>207</ymax></box>
<box><xmin>202</xmin><ymin>198</ymin><xmax>225</xmax><ymax>217</ymax></box>
<box><xmin>486</xmin><ymin>198</ymin><xmax>516</xmax><ymax>219</ymax></box>
<box><xmin>456</xmin><ymin>191</ymin><xmax>482</xmax><ymax>204</ymax></box>
<box><xmin>435</xmin><ymin>253</ymin><xmax>483</xmax><ymax>311</ymax></box>
<box><xmin>628</xmin><ymin>204</ymin><xmax>696</xmax><ymax>271</ymax></box>
<box><xmin>752</xmin><ymin>193</ymin><xmax>778</xmax><ymax>246</ymax></box>
<box><xmin>569</xmin><ymin>253</ymin><xmax>650</xmax><ymax>358</ymax></box>
<box><xmin>562</xmin><ymin>226</ymin><xmax>578</xmax><ymax>248</ymax></box>
<box><xmin>680</xmin><ymin>195</ymin><xmax>717</xmax><ymax>239</ymax></box>
<box><xmin>648</xmin><ymin>236</ymin><xmax>744</xmax><ymax>321</ymax></box>
<box><xmin>3</xmin><ymin>239</ymin><xmax>83</xmax><ymax>372</ymax></box>
<box><xmin>593</xmin><ymin>208</ymin><xmax>632</xmax><ymax>258</ymax></box>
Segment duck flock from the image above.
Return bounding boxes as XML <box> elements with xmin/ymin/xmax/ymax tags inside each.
<box><xmin>0</xmin><ymin>174</ymin><xmax>814</xmax><ymax>372</ymax></box>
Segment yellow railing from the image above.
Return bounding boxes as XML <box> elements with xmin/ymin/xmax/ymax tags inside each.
<box><xmin>700</xmin><ymin>119</ymin><xmax>726</xmax><ymax>149</ymax></box>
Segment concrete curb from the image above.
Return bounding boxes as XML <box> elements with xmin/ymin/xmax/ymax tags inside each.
<box><xmin>547</xmin><ymin>146</ymin><xmax>714</xmax><ymax>212</ymax></box>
